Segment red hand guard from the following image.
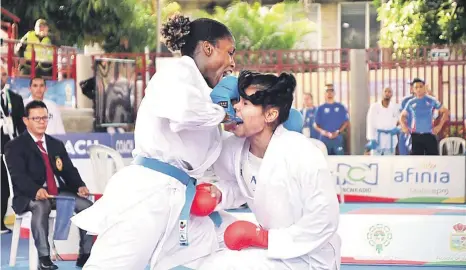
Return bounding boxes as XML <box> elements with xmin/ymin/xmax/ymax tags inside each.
<box><xmin>224</xmin><ymin>220</ymin><xmax>269</xmax><ymax>250</ymax></box>
<box><xmin>190</xmin><ymin>183</ymin><xmax>218</xmax><ymax>216</ymax></box>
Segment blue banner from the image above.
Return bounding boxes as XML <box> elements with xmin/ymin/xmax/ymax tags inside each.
<box><xmin>111</xmin><ymin>133</ymin><xmax>135</xmax><ymax>158</ymax></box>
<box><xmin>7</xmin><ymin>78</ymin><xmax>76</xmax><ymax>108</ymax></box>
<box><xmin>55</xmin><ymin>133</ymin><xmax>112</xmax><ymax>159</ymax></box>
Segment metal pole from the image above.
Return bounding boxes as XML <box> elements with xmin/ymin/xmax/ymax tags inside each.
<box><xmin>156</xmin><ymin>0</ymin><xmax>162</xmax><ymax>53</ymax></box>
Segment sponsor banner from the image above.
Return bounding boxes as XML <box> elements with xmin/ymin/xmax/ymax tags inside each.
<box><xmin>329</xmin><ymin>155</ymin><xmax>466</xmax><ymax>203</ymax></box>
<box><xmin>111</xmin><ymin>133</ymin><xmax>135</xmax><ymax>158</ymax></box>
<box><xmin>55</xmin><ymin>133</ymin><xmax>112</xmax><ymax>159</ymax></box>
<box><xmin>339</xmin><ymin>215</ymin><xmax>466</xmax><ymax>265</ymax></box>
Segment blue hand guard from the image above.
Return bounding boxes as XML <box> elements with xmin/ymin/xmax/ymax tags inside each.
<box><xmin>283</xmin><ymin>108</ymin><xmax>304</xmax><ymax>133</ymax></box>
<box><xmin>365</xmin><ymin>140</ymin><xmax>378</xmax><ymax>151</ymax></box>
<box><xmin>210</xmin><ymin>76</ymin><xmax>243</xmax><ymax>124</ymax></box>
<box><xmin>391</xmin><ymin>127</ymin><xmax>401</xmax><ymax>135</ymax></box>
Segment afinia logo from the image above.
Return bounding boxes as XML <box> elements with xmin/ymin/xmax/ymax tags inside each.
<box><xmin>336</xmin><ymin>163</ymin><xmax>378</xmax><ymax>186</ymax></box>
<box><xmin>394</xmin><ymin>168</ymin><xmax>450</xmax><ymax>184</ymax></box>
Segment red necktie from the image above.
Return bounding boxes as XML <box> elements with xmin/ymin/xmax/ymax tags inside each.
<box><xmin>36</xmin><ymin>140</ymin><xmax>58</xmax><ymax>195</ymax></box>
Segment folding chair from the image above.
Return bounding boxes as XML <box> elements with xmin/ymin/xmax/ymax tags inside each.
<box><xmin>3</xmin><ymin>155</ymin><xmax>56</xmax><ymax>270</ymax></box>
<box><xmin>88</xmin><ymin>144</ymin><xmax>125</xmax><ymax>193</ymax></box>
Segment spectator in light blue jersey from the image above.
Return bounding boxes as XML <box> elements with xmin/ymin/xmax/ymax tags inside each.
<box><xmin>400</xmin><ymin>78</ymin><xmax>449</xmax><ymax>155</ymax></box>
<box><xmin>300</xmin><ymin>92</ymin><xmax>318</xmax><ymax>138</ymax></box>
<box><xmin>398</xmin><ymin>82</ymin><xmax>415</xmax><ymax>155</ymax></box>
<box><xmin>313</xmin><ymin>84</ymin><xmax>349</xmax><ymax>155</ymax></box>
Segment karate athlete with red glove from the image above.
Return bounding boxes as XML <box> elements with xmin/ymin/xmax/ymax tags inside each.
<box><xmin>197</xmin><ymin>70</ymin><xmax>341</xmax><ymax>270</ymax></box>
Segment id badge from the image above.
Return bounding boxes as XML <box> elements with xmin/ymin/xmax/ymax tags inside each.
<box><xmin>179</xmin><ymin>219</ymin><xmax>188</xmax><ymax>246</ymax></box>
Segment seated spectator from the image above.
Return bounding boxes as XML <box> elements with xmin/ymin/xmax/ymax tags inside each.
<box><xmin>400</xmin><ymin>78</ymin><xmax>449</xmax><ymax>155</ymax></box>
<box><xmin>300</xmin><ymin>92</ymin><xmax>318</xmax><ymax>138</ymax></box>
<box><xmin>313</xmin><ymin>84</ymin><xmax>349</xmax><ymax>155</ymax></box>
<box><xmin>26</xmin><ymin>76</ymin><xmax>65</xmax><ymax>134</ymax></box>
<box><xmin>14</xmin><ymin>19</ymin><xmax>53</xmax><ymax>77</ymax></box>
<box><xmin>366</xmin><ymin>87</ymin><xmax>400</xmax><ymax>155</ymax></box>
<box><xmin>4</xmin><ymin>101</ymin><xmax>92</xmax><ymax>269</ymax></box>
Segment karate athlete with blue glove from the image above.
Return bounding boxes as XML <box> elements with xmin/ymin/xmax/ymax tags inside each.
<box><xmin>365</xmin><ymin>87</ymin><xmax>400</xmax><ymax>155</ymax></box>
<box><xmin>198</xmin><ymin>71</ymin><xmax>341</xmax><ymax>270</ymax></box>
<box><xmin>71</xmin><ymin>15</ymin><xmax>243</xmax><ymax>270</ymax></box>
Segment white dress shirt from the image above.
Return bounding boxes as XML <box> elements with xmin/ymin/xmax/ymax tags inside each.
<box><xmin>28</xmin><ymin>131</ymin><xmax>61</xmax><ymax>188</ymax></box>
<box><xmin>25</xmin><ymin>97</ymin><xmax>66</xmax><ymax>135</ymax></box>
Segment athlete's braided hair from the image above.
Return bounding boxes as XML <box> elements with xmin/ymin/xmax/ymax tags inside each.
<box><xmin>238</xmin><ymin>70</ymin><xmax>296</xmax><ymax>125</ymax></box>
<box><xmin>161</xmin><ymin>14</ymin><xmax>233</xmax><ymax>57</ymax></box>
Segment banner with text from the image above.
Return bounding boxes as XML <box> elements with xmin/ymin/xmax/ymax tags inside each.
<box><xmin>339</xmin><ymin>214</ymin><xmax>466</xmax><ymax>265</ymax></box>
<box><xmin>329</xmin><ymin>155</ymin><xmax>466</xmax><ymax>203</ymax></box>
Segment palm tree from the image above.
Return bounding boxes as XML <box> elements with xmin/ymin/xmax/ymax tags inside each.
<box><xmin>192</xmin><ymin>1</ymin><xmax>315</xmax><ymax>51</ymax></box>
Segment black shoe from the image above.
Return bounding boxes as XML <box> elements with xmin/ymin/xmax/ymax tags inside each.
<box><xmin>0</xmin><ymin>228</ymin><xmax>12</xmax><ymax>234</ymax></box>
<box><xmin>76</xmin><ymin>253</ymin><xmax>90</xmax><ymax>268</ymax></box>
<box><xmin>38</xmin><ymin>256</ymin><xmax>58</xmax><ymax>270</ymax></box>
<box><xmin>1</xmin><ymin>224</ymin><xmax>12</xmax><ymax>234</ymax></box>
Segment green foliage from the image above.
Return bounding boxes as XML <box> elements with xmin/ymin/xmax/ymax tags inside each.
<box><xmin>191</xmin><ymin>1</ymin><xmax>315</xmax><ymax>51</ymax></box>
<box><xmin>3</xmin><ymin>0</ymin><xmax>181</xmax><ymax>52</ymax></box>
<box><xmin>375</xmin><ymin>0</ymin><xmax>465</xmax><ymax>49</ymax></box>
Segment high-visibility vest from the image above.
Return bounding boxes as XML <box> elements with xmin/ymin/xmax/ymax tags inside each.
<box><xmin>24</xmin><ymin>31</ymin><xmax>53</xmax><ymax>63</ymax></box>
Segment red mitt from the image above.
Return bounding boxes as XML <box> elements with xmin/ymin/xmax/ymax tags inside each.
<box><xmin>224</xmin><ymin>220</ymin><xmax>268</xmax><ymax>250</ymax></box>
<box><xmin>190</xmin><ymin>183</ymin><xmax>219</xmax><ymax>216</ymax></box>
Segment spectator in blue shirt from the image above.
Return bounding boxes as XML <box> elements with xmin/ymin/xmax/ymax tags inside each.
<box><xmin>400</xmin><ymin>78</ymin><xmax>449</xmax><ymax>155</ymax></box>
<box><xmin>300</xmin><ymin>93</ymin><xmax>318</xmax><ymax>138</ymax></box>
<box><xmin>398</xmin><ymin>82</ymin><xmax>415</xmax><ymax>155</ymax></box>
<box><xmin>313</xmin><ymin>84</ymin><xmax>349</xmax><ymax>155</ymax></box>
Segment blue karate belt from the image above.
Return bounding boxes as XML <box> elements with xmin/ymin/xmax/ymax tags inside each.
<box><xmin>133</xmin><ymin>156</ymin><xmax>222</xmax><ymax>246</ymax></box>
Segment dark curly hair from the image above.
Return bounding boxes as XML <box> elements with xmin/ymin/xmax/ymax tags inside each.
<box><xmin>238</xmin><ymin>70</ymin><xmax>296</xmax><ymax>125</ymax></box>
<box><xmin>161</xmin><ymin>14</ymin><xmax>233</xmax><ymax>57</ymax></box>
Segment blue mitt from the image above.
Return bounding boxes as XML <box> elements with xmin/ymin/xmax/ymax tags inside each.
<box><xmin>283</xmin><ymin>108</ymin><xmax>304</xmax><ymax>133</ymax></box>
<box><xmin>210</xmin><ymin>76</ymin><xmax>243</xmax><ymax>124</ymax></box>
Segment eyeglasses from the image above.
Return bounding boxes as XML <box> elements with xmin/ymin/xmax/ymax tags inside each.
<box><xmin>29</xmin><ymin>116</ymin><xmax>50</xmax><ymax>122</ymax></box>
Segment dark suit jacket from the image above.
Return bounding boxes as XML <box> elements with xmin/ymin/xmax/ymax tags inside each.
<box><xmin>1</xmin><ymin>89</ymin><xmax>26</xmax><ymax>152</ymax></box>
<box><xmin>4</xmin><ymin>131</ymin><xmax>86</xmax><ymax>214</ymax></box>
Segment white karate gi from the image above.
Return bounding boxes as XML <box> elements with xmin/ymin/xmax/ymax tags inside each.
<box><xmin>366</xmin><ymin>100</ymin><xmax>400</xmax><ymax>155</ymax></box>
<box><xmin>71</xmin><ymin>56</ymin><xmax>231</xmax><ymax>270</ymax></box>
<box><xmin>199</xmin><ymin>126</ymin><xmax>341</xmax><ymax>270</ymax></box>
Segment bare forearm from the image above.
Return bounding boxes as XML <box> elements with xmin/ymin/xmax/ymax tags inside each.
<box><xmin>400</xmin><ymin>114</ymin><xmax>408</xmax><ymax>130</ymax></box>
<box><xmin>339</xmin><ymin>121</ymin><xmax>349</xmax><ymax>133</ymax></box>
<box><xmin>313</xmin><ymin>123</ymin><xmax>325</xmax><ymax>134</ymax></box>
<box><xmin>437</xmin><ymin>110</ymin><xmax>449</xmax><ymax>128</ymax></box>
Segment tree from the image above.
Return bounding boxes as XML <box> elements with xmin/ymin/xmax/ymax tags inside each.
<box><xmin>191</xmin><ymin>1</ymin><xmax>315</xmax><ymax>51</ymax></box>
<box><xmin>2</xmin><ymin>0</ymin><xmax>181</xmax><ymax>52</ymax></box>
<box><xmin>374</xmin><ymin>0</ymin><xmax>465</xmax><ymax>49</ymax></box>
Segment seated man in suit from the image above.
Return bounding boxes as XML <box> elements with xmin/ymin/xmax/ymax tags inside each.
<box><xmin>4</xmin><ymin>100</ymin><xmax>93</xmax><ymax>269</ymax></box>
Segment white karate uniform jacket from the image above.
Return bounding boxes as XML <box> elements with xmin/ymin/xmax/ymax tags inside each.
<box><xmin>366</xmin><ymin>100</ymin><xmax>400</xmax><ymax>154</ymax></box>
<box><xmin>71</xmin><ymin>56</ymin><xmax>228</xmax><ymax>270</ymax></box>
<box><xmin>25</xmin><ymin>97</ymin><xmax>66</xmax><ymax>134</ymax></box>
<box><xmin>207</xmin><ymin>126</ymin><xmax>341</xmax><ymax>270</ymax></box>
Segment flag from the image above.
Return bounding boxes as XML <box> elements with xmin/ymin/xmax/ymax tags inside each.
<box><xmin>54</xmin><ymin>196</ymin><xmax>76</xmax><ymax>240</ymax></box>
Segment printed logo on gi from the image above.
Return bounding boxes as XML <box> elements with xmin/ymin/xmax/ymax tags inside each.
<box><xmin>450</xmin><ymin>223</ymin><xmax>466</xmax><ymax>252</ymax></box>
<box><xmin>336</xmin><ymin>163</ymin><xmax>378</xmax><ymax>186</ymax></box>
<box><xmin>367</xmin><ymin>224</ymin><xmax>392</xmax><ymax>254</ymax></box>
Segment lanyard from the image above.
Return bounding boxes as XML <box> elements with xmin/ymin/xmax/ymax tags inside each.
<box><xmin>2</xmin><ymin>88</ymin><xmax>12</xmax><ymax>115</ymax></box>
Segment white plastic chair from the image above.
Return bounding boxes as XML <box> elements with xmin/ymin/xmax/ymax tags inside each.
<box><xmin>88</xmin><ymin>144</ymin><xmax>125</xmax><ymax>193</ymax></box>
<box><xmin>3</xmin><ymin>155</ymin><xmax>56</xmax><ymax>270</ymax></box>
<box><xmin>439</xmin><ymin>137</ymin><xmax>466</xmax><ymax>156</ymax></box>
<box><xmin>308</xmin><ymin>139</ymin><xmax>345</xmax><ymax>203</ymax></box>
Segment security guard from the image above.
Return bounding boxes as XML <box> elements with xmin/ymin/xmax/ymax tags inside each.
<box><xmin>15</xmin><ymin>19</ymin><xmax>54</xmax><ymax>77</ymax></box>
